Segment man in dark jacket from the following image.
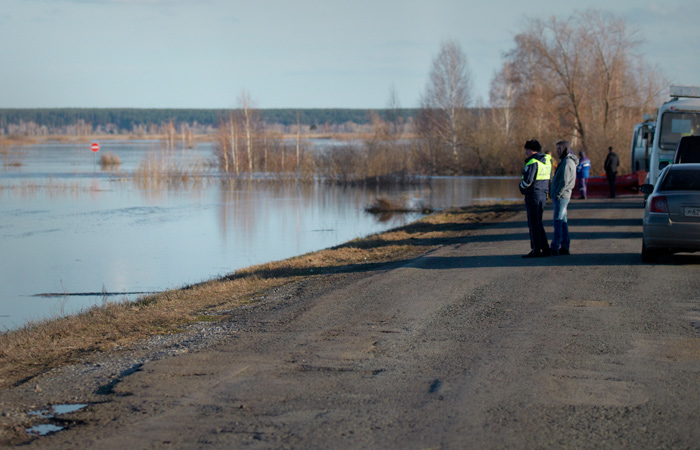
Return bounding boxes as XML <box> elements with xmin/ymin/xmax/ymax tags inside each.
<box><xmin>604</xmin><ymin>146</ymin><xmax>620</xmax><ymax>198</ymax></box>
<box><xmin>520</xmin><ymin>139</ymin><xmax>552</xmax><ymax>258</ymax></box>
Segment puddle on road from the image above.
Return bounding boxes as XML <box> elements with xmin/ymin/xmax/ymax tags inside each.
<box><xmin>50</xmin><ymin>404</ymin><xmax>88</xmax><ymax>415</ymax></box>
<box><xmin>26</xmin><ymin>424</ymin><xmax>63</xmax><ymax>436</ymax></box>
<box><xmin>26</xmin><ymin>403</ymin><xmax>88</xmax><ymax>436</ymax></box>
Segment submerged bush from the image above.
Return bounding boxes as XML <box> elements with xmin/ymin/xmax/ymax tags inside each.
<box><xmin>99</xmin><ymin>152</ymin><xmax>121</xmax><ymax>166</ymax></box>
<box><xmin>365</xmin><ymin>197</ymin><xmax>433</xmax><ymax>214</ymax></box>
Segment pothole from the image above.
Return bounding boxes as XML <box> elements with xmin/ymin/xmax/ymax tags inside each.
<box><xmin>25</xmin><ymin>403</ymin><xmax>88</xmax><ymax>436</ymax></box>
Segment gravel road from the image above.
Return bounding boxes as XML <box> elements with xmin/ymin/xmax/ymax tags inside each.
<box><xmin>3</xmin><ymin>196</ymin><xmax>700</xmax><ymax>448</ymax></box>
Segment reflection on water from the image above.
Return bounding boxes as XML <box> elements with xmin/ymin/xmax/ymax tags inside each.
<box><xmin>0</xmin><ymin>141</ymin><xmax>521</xmax><ymax>331</ymax></box>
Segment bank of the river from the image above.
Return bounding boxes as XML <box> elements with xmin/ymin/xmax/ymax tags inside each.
<box><xmin>0</xmin><ymin>203</ymin><xmax>519</xmax><ymax>391</ymax></box>
<box><xmin>5</xmin><ymin>195</ymin><xmax>700</xmax><ymax>449</ymax></box>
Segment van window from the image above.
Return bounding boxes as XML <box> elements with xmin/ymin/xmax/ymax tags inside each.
<box><xmin>675</xmin><ymin>136</ymin><xmax>700</xmax><ymax>163</ymax></box>
<box><xmin>659</xmin><ymin>169</ymin><xmax>700</xmax><ymax>191</ymax></box>
<box><xmin>659</xmin><ymin>112</ymin><xmax>700</xmax><ymax>150</ymax></box>
<box><xmin>634</xmin><ymin>128</ymin><xmax>642</xmax><ymax>147</ymax></box>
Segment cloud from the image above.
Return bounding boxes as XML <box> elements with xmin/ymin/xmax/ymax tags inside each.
<box><xmin>624</xmin><ymin>0</ymin><xmax>700</xmax><ymax>26</ymax></box>
<box><xmin>26</xmin><ymin>0</ymin><xmax>206</xmax><ymax>4</ymax></box>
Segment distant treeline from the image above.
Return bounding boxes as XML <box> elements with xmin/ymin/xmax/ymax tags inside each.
<box><xmin>0</xmin><ymin>108</ymin><xmax>418</xmax><ymax>135</ymax></box>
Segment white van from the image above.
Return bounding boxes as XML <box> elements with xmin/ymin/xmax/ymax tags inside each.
<box><xmin>646</xmin><ymin>86</ymin><xmax>700</xmax><ymax>186</ymax></box>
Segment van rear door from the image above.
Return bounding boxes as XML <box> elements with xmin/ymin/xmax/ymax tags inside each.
<box><xmin>674</xmin><ymin>136</ymin><xmax>700</xmax><ymax>164</ymax></box>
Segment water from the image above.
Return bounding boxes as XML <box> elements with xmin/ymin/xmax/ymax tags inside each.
<box><xmin>29</xmin><ymin>403</ymin><xmax>88</xmax><ymax>418</ymax></box>
<box><xmin>27</xmin><ymin>403</ymin><xmax>88</xmax><ymax>436</ymax></box>
<box><xmin>0</xmin><ymin>140</ymin><xmax>521</xmax><ymax>331</ymax></box>
<box><xmin>26</xmin><ymin>424</ymin><xmax>63</xmax><ymax>436</ymax></box>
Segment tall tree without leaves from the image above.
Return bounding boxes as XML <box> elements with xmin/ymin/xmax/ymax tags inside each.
<box><xmin>496</xmin><ymin>9</ymin><xmax>666</xmax><ymax>166</ymax></box>
<box><xmin>418</xmin><ymin>40</ymin><xmax>474</xmax><ymax>172</ymax></box>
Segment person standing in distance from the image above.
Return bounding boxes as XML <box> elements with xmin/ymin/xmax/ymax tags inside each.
<box><xmin>520</xmin><ymin>139</ymin><xmax>552</xmax><ymax>258</ymax></box>
<box><xmin>577</xmin><ymin>151</ymin><xmax>591</xmax><ymax>199</ymax></box>
<box><xmin>549</xmin><ymin>141</ymin><xmax>578</xmax><ymax>256</ymax></box>
<box><xmin>604</xmin><ymin>146</ymin><xmax>620</xmax><ymax>198</ymax></box>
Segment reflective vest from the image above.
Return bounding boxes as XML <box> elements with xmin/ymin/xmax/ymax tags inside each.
<box><xmin>524</xmin><ymin>156</ymin><xmax>552</xmax><ymax>181</ymax></box>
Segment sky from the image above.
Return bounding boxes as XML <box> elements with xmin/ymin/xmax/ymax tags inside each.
<box><xmin>1</xmin><ymin>0</ymin><xmax>698</xmax><ymax>109</ymax></box>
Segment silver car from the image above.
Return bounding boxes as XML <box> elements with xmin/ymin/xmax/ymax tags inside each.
<box><xmin>641</xmin><ymin>163</ymin><xmax>700</xmax><ymax>263</ymax></box>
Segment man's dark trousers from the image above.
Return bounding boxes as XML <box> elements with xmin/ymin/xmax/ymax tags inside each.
<box><xmin>606</xmin><ymin>171</ymin><xmax>617</xmax><ymax>198</ymax></box>
<box><xmin>525</xmin><ymin>192</ymin><xmax>548</xmax><ymax>253</ymax></box>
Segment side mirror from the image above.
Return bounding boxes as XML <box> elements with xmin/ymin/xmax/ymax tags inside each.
<box><xmin>640</xmin><ymin>184</ymin><xmax>654</xmax><ymax>195</ymax></box>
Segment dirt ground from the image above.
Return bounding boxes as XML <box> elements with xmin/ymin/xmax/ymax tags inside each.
<box><xmin>2</xmin><ymin>196</ymin><xmax>700</xmax><ymax>448</ymax></box>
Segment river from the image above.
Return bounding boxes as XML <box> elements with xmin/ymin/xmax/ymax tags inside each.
<box><xmin>0</xmin><ymin>140</ymin><xmax>521</xmax><ymax>331</ymax></box>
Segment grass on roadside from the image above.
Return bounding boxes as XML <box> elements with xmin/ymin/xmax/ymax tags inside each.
<box><xmin>0</xmin><ymin>203</ymin><xmax>519</xmax><ymax>389</ymax></box>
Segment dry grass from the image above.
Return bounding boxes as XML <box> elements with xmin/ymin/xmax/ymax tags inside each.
<box><xmin>99</xmin><ymin>152</ymin><xmax>121</xmax><ymax>166</ymax></box>
<box><xmin>0</xmin><ymin>203</ymin><xmax>518</xmax><ymax>389</ymax></box>
<box><xmin>0</xmin><ymin>179</ymin><xmax>97</xmax><ymax>197</ymax></box>
<box><xmin>133</xmin><ymin>152</ymin><xmax>209</xmax><ymax>192</ymax></box>
<box><xmin>1</xmin><ymin>146</ymin><xmax>26</xmax><ymax>168</ymax></box>
<box><xmin>0</xmin><ymin>136</ymin><xmax>39</xmax><ymax>146</ymax></box>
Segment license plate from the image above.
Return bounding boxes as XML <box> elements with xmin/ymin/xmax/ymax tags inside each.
<box><xmin>685</xmin><ymin>207</ymin><xmax>700</xmax><ymax>217</ymax></box>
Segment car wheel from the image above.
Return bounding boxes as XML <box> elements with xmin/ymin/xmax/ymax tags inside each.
<box><xmin>642</xmin><ymin>241</ymin><xmax>658</xmax><ymax>263</ymax></box>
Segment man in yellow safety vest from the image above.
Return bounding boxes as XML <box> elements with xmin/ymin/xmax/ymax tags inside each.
<box><xmin>519</xmin><ymin>139</ymin><xmax>552</xmax><ymax>258</ymax></box>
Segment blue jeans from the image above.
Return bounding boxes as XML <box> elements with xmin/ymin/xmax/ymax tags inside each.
<box><xmin>551</xmin><ymin>196</ymin><xmax>570</xmax><ymax>250</ymax></box>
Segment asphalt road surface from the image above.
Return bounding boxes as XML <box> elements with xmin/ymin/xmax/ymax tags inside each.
<box><xmin>14</xmin><ymin>196</ymin><xmax>700</xmax><ymax>448</ymax></box>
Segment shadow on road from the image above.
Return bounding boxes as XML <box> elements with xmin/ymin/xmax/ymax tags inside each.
<box><xmin>238</xmin><ymin>248</ymin><xmax>700</xmax><ymax>281</ymax></box>
<box><xmin>413</xmin><ymin>253</ymin><xmax>643</xmax><ymax>268</ymax></box>
<box><xmin>225</xmin><ymin>196</ymin><xmax>696</xmax><ymax>282</ymax></box>
<box><xmin>345</xmin><ymin>224</ymin><xmax>642</xmax><ymax>248</ymax></box>
<box><xmin>568</xmin><ymin>218</ymin><xmax>643</xmax><ymax>227</ymax></box>
<box><xmin>567</xmin><ymin>198</ymin><xmax>644</xmax><ymax>210</ymax></box>
<box><xmin>490</xmin><ymin>217</ymin><xmax>642</xmax><ymax>230</ymax></box>
<box><xmin>475</xmin><ymin>230</ymin><xmax>643</xmax><ymax>242</ymax></box>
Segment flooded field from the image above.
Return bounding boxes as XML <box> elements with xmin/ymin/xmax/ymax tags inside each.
<box><xmin>0</xmin><ymin>140</ymin><xmax>521</xmax><ymax>330</ymax></box>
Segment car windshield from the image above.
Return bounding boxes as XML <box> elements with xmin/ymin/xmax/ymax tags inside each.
<box><xmin>659</xmin><ymin>112</ymin><xmax>700</xmax><ymax>150</ymax></box>
<box><xmin>659</xmin><ymin>169</ymin><xmax>700</xmax><ymax>191</ymax></box>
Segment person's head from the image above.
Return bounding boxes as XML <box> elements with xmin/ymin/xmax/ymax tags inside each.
<box><xmin>524</xmin><ymin>139</ymin><xmax>541</xmax><ymax>156</ymax></box>
<box><xmin>579</xmin><ymin>151</ymin><xmax>586</xmax><ymax>158</ymax></box>
<box><xmin>608</xmin><ymin>146</ymin><xmax>614</xmax><ymax>152</ymax></box>
<box><xmin>556</xmin><ymin>140</ymin><xmax>571</xmax><ymax>159</ymax></box>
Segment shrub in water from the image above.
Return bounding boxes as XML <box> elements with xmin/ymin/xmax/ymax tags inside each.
<box><xmin>99</xmin><ymin>152</ymin><xmax>121</xmax><ymax>166</ymax></box>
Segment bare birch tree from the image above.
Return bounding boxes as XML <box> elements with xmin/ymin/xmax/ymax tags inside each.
<box><xmin>489</xmin><ymin>62</ymin><xmax>517</xmax><ymax>138</ymax></box>
<box><xmin>385</xmin><ymin>84</ymin><xmax>403</xmax><ymax>140</ymax></box>
<box><xmin>419</xmin><ymin>39</ymin><xmax>474</xmax><ymax>170</ymax></box>
<box><xmin>228</xmin><ymin>112</ymin><xmax>240</xmax><ymax>175</ymax></box>
<box><xmin>238</xmin><ymin>90</ymin><xmax>258</xmax><ymax>174</ymax></box>
<box><xmin>296</xmin><ymin>111</ymin><xmax>301</xmax><ymax>172</ymax></box>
